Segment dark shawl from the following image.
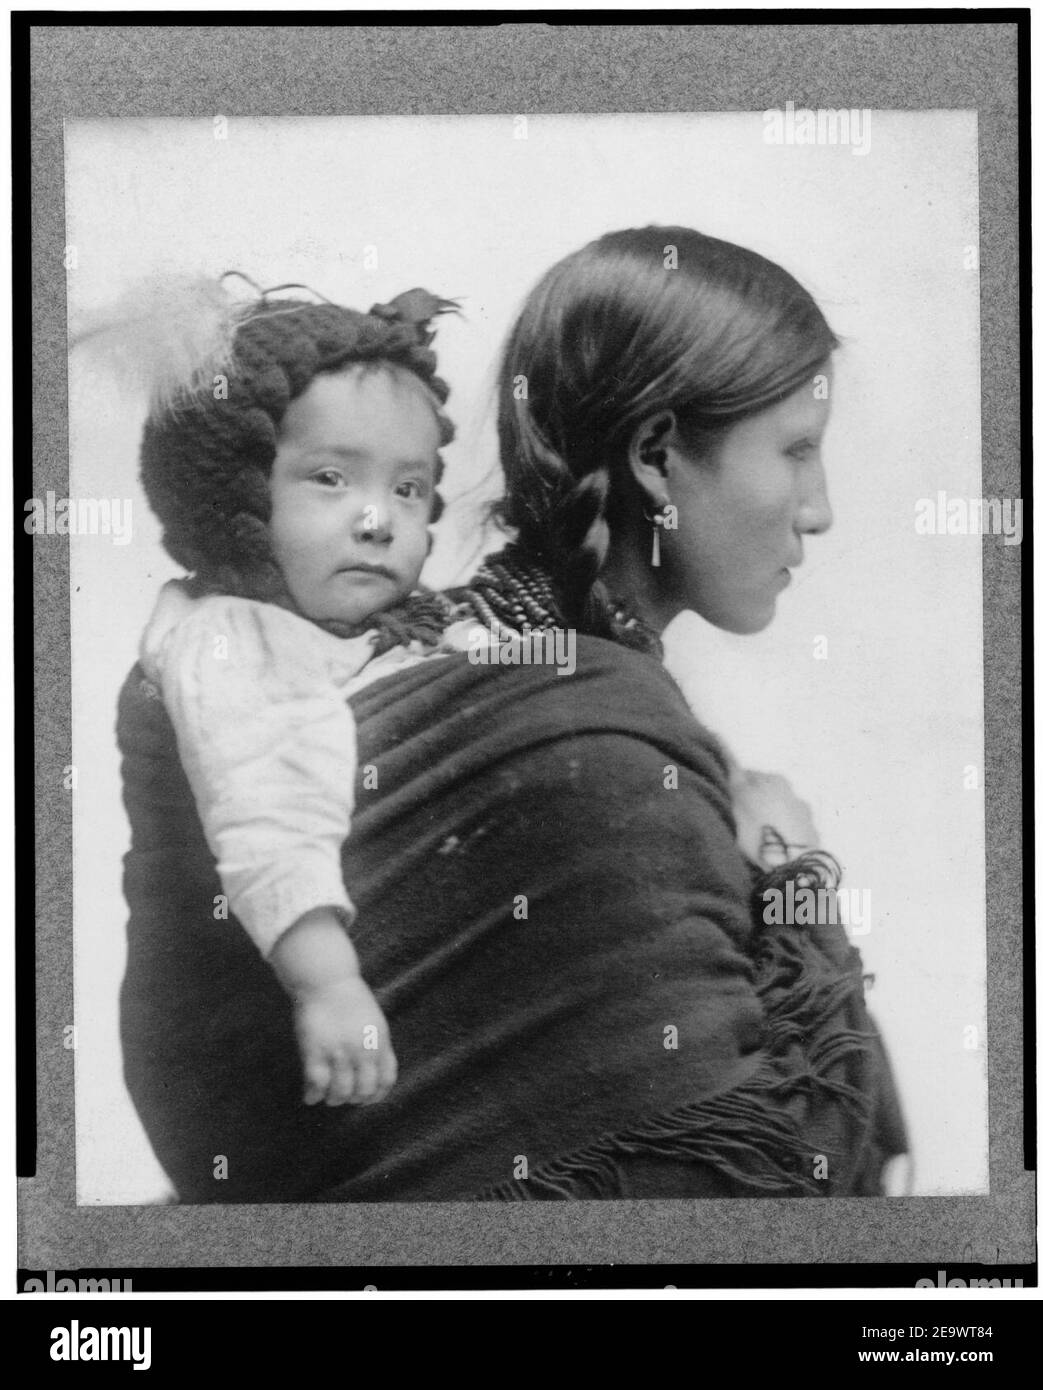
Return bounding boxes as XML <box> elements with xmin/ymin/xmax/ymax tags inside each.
<box><xmin>117</xmin><ymin>635</ymin><xmax>907</xmax><ymax>1202</ymax></box>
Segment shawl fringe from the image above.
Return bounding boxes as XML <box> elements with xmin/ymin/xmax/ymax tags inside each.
<box><xmin>479</xmin><ymin>852</ymin><xmax>876</xmax><ymax>1201</ymax></box>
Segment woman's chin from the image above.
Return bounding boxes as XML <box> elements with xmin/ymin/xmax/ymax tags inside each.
<box><xmin>701</xmin><ymin>598</ymin><xmax>778</xmax><ymax>636</ymax></box>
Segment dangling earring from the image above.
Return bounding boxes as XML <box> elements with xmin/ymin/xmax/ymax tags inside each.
<box><xmin>638</xmin><ymin>417</ymin><xmax>671</xmax><ymax>568</ymax></box>
<box><xmin>644</xmin><ymin>505</ymin><xmax>667</xmax><ymax>568</ymax></box>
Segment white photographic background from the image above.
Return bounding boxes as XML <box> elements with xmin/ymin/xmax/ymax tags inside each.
<box><xmin>65</xmin><ymin>112</ymin><xmax>987</xmax><ymax>1202</ymax></box>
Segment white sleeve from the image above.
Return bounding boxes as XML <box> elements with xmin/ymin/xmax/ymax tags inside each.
<box><xmin>145</xmin><ymin>595</ymin><xmax>359</xmax><ymax>958</ymax></box>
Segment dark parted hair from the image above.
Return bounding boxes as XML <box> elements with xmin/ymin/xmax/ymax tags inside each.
<box><xmin>495</xmin><ymin>226</ymin><xmax>839</xmax><ymax>645</ymax></box>
<box><xmin>140</xmin><ymin>289</ymin><xmax>456</xmax><ymax>606</ymax></box>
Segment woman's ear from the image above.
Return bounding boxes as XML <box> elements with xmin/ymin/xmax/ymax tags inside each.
<box><xmin>627</xmin><ymin>410</ymin><xmax>675</xmax><ymax>497</ymax></box>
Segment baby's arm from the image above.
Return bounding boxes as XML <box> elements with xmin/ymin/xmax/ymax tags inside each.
<box><xmin>141</xmin><ymin>585</ymin><xmax>397</xmax><ymax>1105</ymax></box>
<box><xmin>269</xmin><ymin>908</ymin><xmax>397</xmax><ymax>1106</ymax></box>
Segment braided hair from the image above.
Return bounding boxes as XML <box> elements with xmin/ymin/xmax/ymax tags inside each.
<box><xmin>493</xmin><ymin>226</ymin><xmax>840</xmax><ymax>652</ymax></box>
<box><xmin>139</xmin><ymin>285</ymin><xmax>458</xmax><ymax>647</ymax></box>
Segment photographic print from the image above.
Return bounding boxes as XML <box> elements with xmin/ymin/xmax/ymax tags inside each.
<box><xmin>18</xmin><ymin>16</ymin><xmax>1031</xmax><ymax>1295</ymax></box>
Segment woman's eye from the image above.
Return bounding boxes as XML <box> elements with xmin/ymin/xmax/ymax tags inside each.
<box><xmin>786</xmin><ymin>441</ymin><xmax>817</xmax><ymax>462</ymax></box>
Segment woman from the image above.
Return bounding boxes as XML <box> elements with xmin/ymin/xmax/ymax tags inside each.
<box><xmin>117</xmin><ymin>226</ymin><xmax>906</xmax><ymax>1202</ymax></box>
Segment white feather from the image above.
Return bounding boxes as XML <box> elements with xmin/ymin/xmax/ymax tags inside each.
<box><xmin>69</xmin><ymin>274</ymin><xmax>243</xmax><ymax>415</ymax></box>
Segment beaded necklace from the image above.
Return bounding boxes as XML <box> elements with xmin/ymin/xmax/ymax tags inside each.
<box><xmin>451</xmin><ymin>544</ymin><xmax>663</xmax><ymax>657</ymax></box>
<box><xmin>452</xmin><ymin>545</ymin><xmax>565</xmax><ymax>634</ymax></box>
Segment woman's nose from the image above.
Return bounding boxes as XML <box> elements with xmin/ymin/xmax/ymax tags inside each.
<box><xmin>797</xmin><ymin>460</ymin><xmax>833</xmax><ymax>536</ymax></box>
<box><xmin>352</xmin><ymin>503</ymin><xmax>392</xmax><ymax>544</ymax></box>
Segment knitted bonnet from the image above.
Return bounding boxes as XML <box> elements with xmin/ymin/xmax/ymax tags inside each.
<box><xmin>136</xmin><ymin>284</ymin><xmax>458</xmax><ymax>608</ymax></box>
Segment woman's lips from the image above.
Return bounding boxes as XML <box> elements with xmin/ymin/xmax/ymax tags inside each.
<box><xmin>778</xmin><ymin>557</ymin><xmax>802</xmax><ymax>587</ymax></box>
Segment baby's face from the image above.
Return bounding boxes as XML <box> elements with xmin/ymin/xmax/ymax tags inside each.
<box><xmin>269</xmin><ymin>365</ymin><xmax>442</xmax><ymax>625</ymax></box>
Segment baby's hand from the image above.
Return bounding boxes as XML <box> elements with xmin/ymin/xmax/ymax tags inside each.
<box><xmin>293</xmin><ymin>976</ymin><xmax>398</xmax><ymax>1107</ymax></box>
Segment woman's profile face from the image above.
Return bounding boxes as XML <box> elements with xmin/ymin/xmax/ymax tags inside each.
<box><xmin>665</xmin><ymin>372</ymin><xmax>833</xmax><ymax>634</ymax></box>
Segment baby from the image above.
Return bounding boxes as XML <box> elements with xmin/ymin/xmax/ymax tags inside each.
<box><xmin>101</xmin><ymin>280</ymin><xmax>478</xmax><ymax>1109</ymax></box>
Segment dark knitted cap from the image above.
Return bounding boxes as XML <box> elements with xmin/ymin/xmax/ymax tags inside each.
<box><xmin>139</xmin><ymin>286</ymin><xmax>458</xmax><ymax>604</ymax></box>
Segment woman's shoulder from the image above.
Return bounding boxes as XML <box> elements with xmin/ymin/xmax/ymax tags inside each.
<box><xmin>523</xmin><ymin>631</ymin><xmax>726</xmax><ymax>747</ymax></box>
<box><xmin>540</xmin><ymin>631</ymin><xmax>733</xmax><ymax>791</ymax></box>
<box><xmin>349</xmin><ymin>629</ymin><xmax>733</xmax><ymax>797</ymax></box>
